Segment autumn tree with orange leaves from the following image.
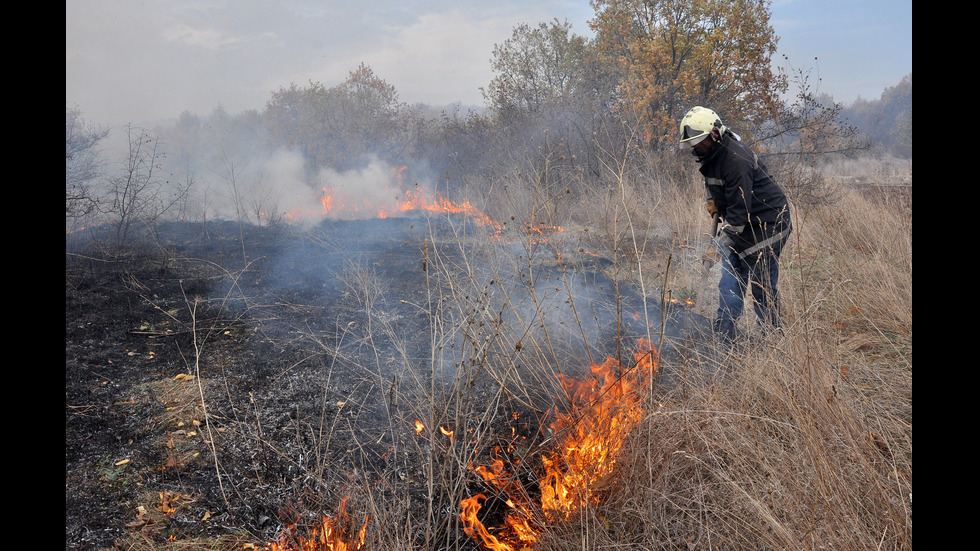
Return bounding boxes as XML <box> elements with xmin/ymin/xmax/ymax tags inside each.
<box><xmin>590</xmin><ymin>0</ymin><xmax>785</xmax><ymax>146</ymax></box>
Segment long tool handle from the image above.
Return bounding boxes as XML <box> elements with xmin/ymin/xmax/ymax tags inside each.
<box><xmin>698</xmin><ymin>212</ymin><xmax>721</xmax><ymax>316</ymax></box>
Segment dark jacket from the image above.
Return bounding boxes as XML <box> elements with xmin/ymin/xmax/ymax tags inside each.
<box><xmin>699</xmin><ymin>131</ymin><xmax>791</xmax><ymax>259</ymax></box>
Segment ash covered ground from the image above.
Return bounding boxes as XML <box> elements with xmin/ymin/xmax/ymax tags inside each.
<box><xmin>66</xmin><ymin>216</ymin><xmax>711</xmax><ymax>550</ymax></box>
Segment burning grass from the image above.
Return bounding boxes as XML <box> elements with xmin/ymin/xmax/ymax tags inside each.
<box><xmin>67</xmin><ymin>155</ymin><xmax>910</xmax><ymax>550</ymax></box>
<box><xmin>459</xmin><ymin>339</ymin><xmax>658</xmax><ymax>551</ymax></box>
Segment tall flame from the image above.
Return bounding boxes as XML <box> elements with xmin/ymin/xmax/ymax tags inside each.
<box><xmin>460</xmin><ymin>338</ymin><xmax>658</xmax><ymax>550</ymax></box>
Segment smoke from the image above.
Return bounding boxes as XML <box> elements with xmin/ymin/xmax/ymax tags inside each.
<box><xmin>192</xmin><ymin>149</ymin><xmax>428</xmax><ymax>229</ymax></box>
<box><xmin>314</xmin><ymin>155</ymin><xmax>412</xmax><ymax>221</ymax></box>
<box><xmin>262</xmin><ymin>148</ymin><xmax>316</xmax><ymax>216</ymax></box>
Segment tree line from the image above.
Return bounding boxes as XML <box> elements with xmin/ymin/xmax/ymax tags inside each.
<box><xmin>839</xmin><ymin>73</ymin><xmax>912</xmax><ymax>158</ymax></box>
<box><xmin>67</xmin><ymin>0</ymin><xmax>905</xmax><ymax>241</ymax></box>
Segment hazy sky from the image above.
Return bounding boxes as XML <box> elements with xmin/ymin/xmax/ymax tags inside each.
<box><xmin>66</xmin><ymin>0</ymin><xmax>912</xmax><ymax>128</ymax></box>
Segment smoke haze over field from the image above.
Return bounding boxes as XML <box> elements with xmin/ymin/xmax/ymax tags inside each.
<box><xmin>66</xmin><ymin>0</ymin><xmax>911</xmax><ymax>128</ymax></box>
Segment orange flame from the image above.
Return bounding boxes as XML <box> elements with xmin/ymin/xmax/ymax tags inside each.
<box><xmin>266</xmin><ymin>497</ymin><xmax>368</xmax><ymax>551</ymax></box>
<box><xmin>460</xmin><ymin>338</ymin><xmax>658</xmax><ymax>550</ymax></box>
<box><xmin>415</xmin><ymin>420</ymin><xmax>425</xmax><ymax>435</ymax></box>
<box><xmin>396</xmin><ymin>189</ymin><xmax>503</xmax><ymax>237</ymax></box>
<box><xmin>274</xmin><ymin>165</ymin><xmax>566</xmax><ymax>248</ymax></box>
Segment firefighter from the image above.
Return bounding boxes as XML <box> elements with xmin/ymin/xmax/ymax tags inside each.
<box><xmin>679</xmin><ymin>106</ymin><xmax>792</xmax><ymax>345</ymax></box>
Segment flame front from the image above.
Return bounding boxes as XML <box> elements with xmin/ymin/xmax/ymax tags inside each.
<box><xmin>277</xmin><ymin>164</ymin><xmax>565</xmax><ymax>245</ymax></box>
<box><xmin>460</xmin><ymin>338</ymin><xmax>658</xmax><ymax>550</ymax></box>
<box><xmin>266</xmin><ymin>497</ymin><xmax>368</xmax><ymax>551</ymax></box>
<box><xmin>396</xmin><ymin>189</ymin><xmax>503</xmax><ymax>237</ymax></box>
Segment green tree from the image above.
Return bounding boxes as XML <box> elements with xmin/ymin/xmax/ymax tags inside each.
<box><xmin>480</xmin><ymin>18</ymin><xmax>626</xmax><ymax>186</ymax></box>
<box><xmin>841</xmin><ymin>72</ymin><xmax>911</xmax><ymax>157</ymax></box>
<box><xmin>485</xmin><ymin>19</ymin><xmax>590</xmax><ymax>117</ymax></box>
<box><xmin>892</xmin><ymin>107</ymin><xmax>911</xmax><ymax>155</ymax></box>
<box><xmin>882</xmin><ymin>73</ymin><xmax>912</xmax><ymax>157</ymax></box>
<box><xmin>590</xmin><ymin>0</ymin><xmax>784</xmax><ymax>145</ymax></box>
<box><xmin>264</xmin><ymin>63</ymin><xmax>407</xmax><ymax>173</ymax></box>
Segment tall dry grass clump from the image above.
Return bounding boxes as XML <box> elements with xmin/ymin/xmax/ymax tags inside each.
<box><xmin>422</xmin><ymin>146</ymin><xmax>911</xmax><ymax>550</ymax></box>
<box><xmin>536</xmin><ymin>159</ymin><xmax>911</xmax><ymax>550</ymax></box>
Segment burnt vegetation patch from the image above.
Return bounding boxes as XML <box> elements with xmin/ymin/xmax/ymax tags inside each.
<box><xmin>67</xmin><ymin>218</ymin><xmax>441</xmax><ymax>548</ymax></box>
<box><xmin>68</xmin><ymin>216</ymin><xmax>664</xmax><ymax>550</ymax></box>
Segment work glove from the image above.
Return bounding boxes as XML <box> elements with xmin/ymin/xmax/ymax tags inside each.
<box><xmin>705</xmin><ymin>200</ymin><xmax>718</xmax><ymax>217</ymax></box>
<box><xmin>703</xmin><ymin>227</ymin><xmax>733</xmax><ymax>266</ymax></box>
<box><xmin>713</xmin><ymin>229</ymin><xmax>735</xmax><ymax>256</ymax></box>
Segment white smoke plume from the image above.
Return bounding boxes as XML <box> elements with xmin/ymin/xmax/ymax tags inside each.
<box><xmin>196</xmin><ymin>150</ymin><xmax>418</xmax><ymax>228</ymax></box>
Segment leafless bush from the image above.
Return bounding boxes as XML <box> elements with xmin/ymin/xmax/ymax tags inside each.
<box><xmin>66</xmin><ymin>106</ymin><xmax>110</xmax><ymax>225</ymax></box>
<box><xmin>750</xmin><ymin>63</ymin><xmax>870</xmax><ymax>208</ymax></box>
<box><xmin>103</xmin><ymin>125</ymin><xmax>192</xmax><ymax>244</ymax></box>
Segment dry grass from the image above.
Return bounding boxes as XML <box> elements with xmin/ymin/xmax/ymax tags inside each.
<box><xmin>104</xmin><ymin>152</ymin><xmax>911</xmax><ymax>550</ymax></box>
<box><xmin>526</xmin><ymin>156</ymin><xmax>912</xmax><ymax>550</ymax></box>
<box><xmin>384</xmin><ymin>149</ymin><xmax>911</xmax><ymax>550</ymax></box>
<box><xmin>358</xmin><ymin>153</ymin><xmax>912</xmax><ymax>550</ymax></box>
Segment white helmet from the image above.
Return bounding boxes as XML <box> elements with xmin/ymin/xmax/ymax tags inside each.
<box><xmin>679</xmin><ymin>106</ymin><xmax>726</xmax><ymax>148</ymax></box>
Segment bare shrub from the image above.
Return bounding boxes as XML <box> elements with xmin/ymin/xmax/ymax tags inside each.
<box><xmin>104</xmin><ymin>125</ymin><xmax>191</xmax><ymax>244</ymax></box>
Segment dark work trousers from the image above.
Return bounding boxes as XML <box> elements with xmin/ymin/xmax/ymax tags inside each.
<box><xmin>713</xmin><ymin>227</ymin><xmax>788</xmax><ymax>342</ymax></box>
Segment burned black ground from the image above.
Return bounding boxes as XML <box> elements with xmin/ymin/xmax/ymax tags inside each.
<box><xmin>66</xmin><ymin>217</ymin><xmax>709</xmax><ymax>550</ymax></box>
<box><xmin>67</xmin><ymin>218</ymin><xmax>442</xmax><ymax>548</ymax></box>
